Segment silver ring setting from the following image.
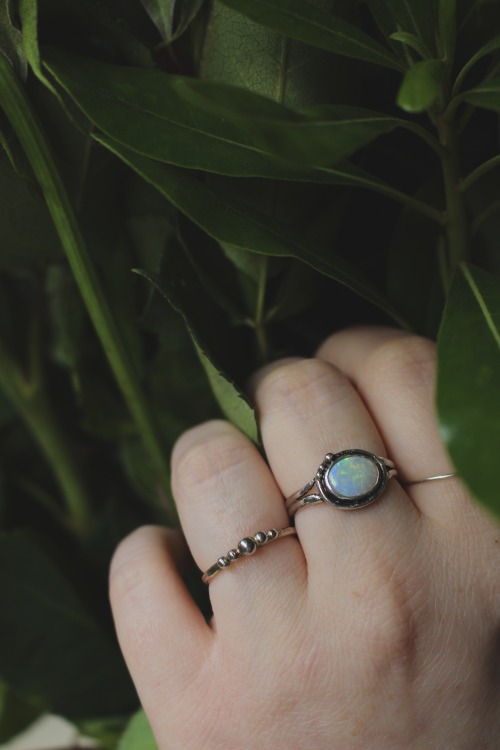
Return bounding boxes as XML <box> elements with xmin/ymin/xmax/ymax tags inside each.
<box><xmin>286</xmin><ymin>449</ymin><xmax>397</xmax><ymax>515</ymax></box>
<box><xmin>202</xmin><ymin>526</ymin><xmax>297</xmax><ymax>584</ymax></box>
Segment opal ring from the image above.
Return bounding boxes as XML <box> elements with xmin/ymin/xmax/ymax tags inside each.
<box><xmin>286</xmin><ymin>449</ymin><xmax>397</xmax><ymax>516</ymax></box>
<box><xmin>202</xmin><ymin>527</ymin><xmax>297</xmax><ymax>584</ymax></box>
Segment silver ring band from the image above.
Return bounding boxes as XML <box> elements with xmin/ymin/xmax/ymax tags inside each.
<box><xmin>402</xmin><ymin>472</ymin><xmax>457</xmax><ymax>486</ymax></box>
<box><xmin>287</xmin><ymin>449</ymin><xmax>397</xmax><ymax>516</ymax></box>
<box><xmin>202</xmin><ymin>527</ymin><xmax>297</xmax><ymax>584</ymax></box>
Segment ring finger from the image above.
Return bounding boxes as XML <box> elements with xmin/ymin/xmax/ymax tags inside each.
<box><xmin>171</xmin><ymin>419</ymin><xmax>306</xmax><ymax>621</ymax></box>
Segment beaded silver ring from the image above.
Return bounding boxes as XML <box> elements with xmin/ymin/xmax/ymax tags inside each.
<box><xmin>202</xmin><ymin>527</ymin><xmax>297</xmax><ymax>584</ymax></box>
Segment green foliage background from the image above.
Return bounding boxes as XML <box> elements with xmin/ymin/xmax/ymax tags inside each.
<box><xmin>0</xmin><ymin>0</ymin><xmax>499</xmax><ymax>746</ymax></box>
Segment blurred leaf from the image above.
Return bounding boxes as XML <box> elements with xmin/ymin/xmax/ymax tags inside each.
<box><xmin>0</xmin><ymin>0</ymin><xmax>27</xmax><ymax>78</ymax></box>
<box><xmin>437</xmin><ymin>264</ymin><xmax>500</xmax><ymax>516</ymax></box>
<box><xmin>45</xmin><ymin>50</ymin><xmax>401</xmax><ymax>174</ymax></box>
<box><xmin>100</xmin><ymin>137</ymin><xmax>408</xmax><ymax>327</ymax></box>
<box><xmin>390</xmin><ymin>31</ymin><xmax>432</xmax><ymax>60</ymax></box>
<box><xmin>0</xmin><ymin>529</ymin><xmax>136</xmax><ymax>719</ymax></box>
<box><xmin>463</xmin><ymin>78</ymin><xmax>500</xmax><ymax>112</ymax></box>
<box><xmin>142</xmin><ymin>0</ymin><xmax>205</xmax><ymax>43</ymax></box>
<box><xmin>366</xmin><ymin>0</ymin><xmax>437</xmax><ymax>55</ymax></box>
<box><xmin>439</xmin><ymin>0</ymin><xmax>456</xmax><ymax>64</ymax></box>
<box><xmin>0</xmin><ymin>151</ymin><xmax>62</xmax><ymax>270</ymax></box>
<box><xmin>77</xmin><ymin>715</ymin><xmax>129</xmax><ymax>750</ymax></box>
<box><xmin>118</xmin><ymin>709</ymin><xmax>157</xmax><ymax>750</ymax></box>
<box><xmin>0</xmin><ymin>682</ymin><xmax>40</xmax><ymax>743</ymax></box>
<box><xmin>396</xmin><ymin>59</ymin><xmax>445</xmax><ymax>112</ymax></box>
<box><xmin>134</xmin><ymin>245</ymin><xmax>259</xmax><ymax>443</ymax></box>
<box><xmin>218</xmin><ymin>0</ymin><xmax>402</xmax><ymax>70</ymax></box>
<box><xmin>139</xmin><ymin>0</ymin><xmax>175</xmax><ymax>39</ymax></box>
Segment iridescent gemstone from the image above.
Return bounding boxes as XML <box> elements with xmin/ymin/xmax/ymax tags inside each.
<box><xmin>327</xmin><ymin>455</ymin><xmax>379</xmax><ymax>499</ymax></box>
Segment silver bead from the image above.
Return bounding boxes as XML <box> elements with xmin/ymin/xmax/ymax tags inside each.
<box><xmin>254</xmin><ymin>531</ymin><xmax>267</xmax><ymax>546</ymax></box>
<box><xmin>267</xmin><ymin>528</ymin><xmax>278</xmax><ymax>541</ymax></box>
<box><xmin>217</xmin><ymin>556</ymin><xmax>230</xmax><ymax>568</ymax></box>
<box><xmin>325</xmin><ymin>453</ymin><xmax>334</xmax><ymax>461</ymax></box>
<box><xmin>238</xmin><ymin>537</ymin><xmax>257</xmax><ymax>555</ymax></box>
<box><xmin>227</xmin><ymin>548</ymin><xmax>240</xmax><ymax>562</ymax></box>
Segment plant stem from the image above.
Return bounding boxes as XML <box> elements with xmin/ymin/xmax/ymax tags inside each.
<box><xmin>0</xmin><ymin>56</ymin><xmax>174</xmax><ymax>522</ymax></box>
<box><xmin>436</xmin><ymin>109</ymin><xmax>469</xmax><ymax>287</ymax></box>
<box><xmin>0</xmin><ymin>339</ymin><xmax>91</xmax><ymax>532</ymax></box>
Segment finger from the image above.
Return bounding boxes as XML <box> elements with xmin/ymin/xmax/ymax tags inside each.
<box><xmin>109</xmin><ymin>526</ymin><xmax>212</xmax><ymax>718</ymax></box>
<box><xmin>251</xmin><ymin>358</ymin><xmax>420</xmax><ymax>580</ymax></box>
<box><xmin>171</xmin><ymin>420</ymin><xmax>306</xmax><ymax>618</ymax></box>
<box><xmin>316</xmin><ymin>326</ymin><xmax>469</xmax><ymax>522</ymax></box>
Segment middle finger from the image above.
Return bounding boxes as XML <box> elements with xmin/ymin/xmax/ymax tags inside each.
<box><xmin>252</xmin><ymin>358</ymin><xmax>421</xmax><ymax>577</ymax></box>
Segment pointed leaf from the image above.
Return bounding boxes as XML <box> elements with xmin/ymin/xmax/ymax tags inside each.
<box><xmin>463</xmin><ymin>78</ymin><xmax>500</xmax><ymax>112</ymax></box>
<box><xmin>397</xmin><ymin>59</ymin><xmax>445</xmax><ymax>112</ymax></box>
<box><xmin>99</xmin><ymin>136</ymin><xmax>408</xmax><ymax>327</ymax></box>
<box><xmin>390</xmin><ymin>31</ymin><xmax>431</xmax><ymax>59</ymax></box>
<box><xmin>44</xmin><ymin>50</ymin><xmax>400</xmax><ymax>174</ymax></box>
<box><xmin>18</xmin><ymin>0</ymin><xmax>58</xmax><ymax>94</ymax></box>
<box><xmin>437</xmin><ymin>264</ymin><xmax>500</xmax><ymax>516</ymax></box>
<box><xmin>134</xmin><ymin>263</ymin><xmax>259</xmax><ymax>443</ymax></box>
<box><xmin>366</xmin><ymin>0</ymin><xmax>437</xmax><ymax>55</ymax></box>
<box><xmin>218</xmin><ymin>0</ymin><xmax>402</xmax><ymax>70</ymax></box>
<box><xmin>139</xmin><ymin>0</ymin><xmax>175</xmax><ymax>39</ymax></box>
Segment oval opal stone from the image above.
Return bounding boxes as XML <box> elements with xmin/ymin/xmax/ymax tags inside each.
<box><xmin>327</xmin><ymin>455</ymin><xmax>379</xmax><ymax>499</ymax></box>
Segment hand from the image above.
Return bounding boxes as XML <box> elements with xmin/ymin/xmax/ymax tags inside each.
<box><xmin>109</xmin><ymin>327</ymin><xmax>500</xmax><ymax>750</ymax></box>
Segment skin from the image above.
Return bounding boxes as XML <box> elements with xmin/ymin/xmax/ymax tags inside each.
<box><xmin>109</xmin><ymin>327</ymin><xmax>500</xmax><ymax>750</ymax></box>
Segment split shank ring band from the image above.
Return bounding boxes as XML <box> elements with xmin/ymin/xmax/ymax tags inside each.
<box><xmin>286</xmin><ymin>449</ymin><xmax>397</xmax><ymax>516</ymax></box>
<box><xmin>202</xmin><ymin>527</ymin><xmax>297</xmax><ymax>584</ymax></box>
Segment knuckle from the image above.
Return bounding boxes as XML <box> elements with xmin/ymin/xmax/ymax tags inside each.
<box><xmin>364</xmin><ymin>335</ymin><xmax>436</xmax><ymax>391</ymax></box>
<box><xmin>172</xmin><ymin>425</ymin><xmax>253</xmax><ymax>497</ymax></box>
<box><xmin>109</xmin><ymin>525</ymin><xmax>164</xmax><ymax>602</ymax></box>
<box><xmin>259</xmin><ymin>358</ymin><xmax>351</xmax><ymax>413</ymax></box>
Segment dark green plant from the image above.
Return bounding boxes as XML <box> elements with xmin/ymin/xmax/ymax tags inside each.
<box><xmin>0</xmin><ymin>0</ymin><xmax>499</xmax><ymax>746</ymax></box>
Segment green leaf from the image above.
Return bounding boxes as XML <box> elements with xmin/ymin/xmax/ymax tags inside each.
<box><xmin>139</xmin><ymin>0</ymin><xmax>175</xmax><ymax>39</ymax></box>
<box><xmin>99</xmin><ymin>136</ymin><xmax>408</xmax><ymax>328</ymax></box>
<box><xmin>217</xmin><ymin>0</ymin><xmax>402</xmax><ymax>70</ymax></box>
<box><xmin>437</xmin><ymin>264</ymin><xmax>500</xmax><ymax>516</ymax></box>
<box><xmin>18</xmin><ymin>0</ymin><xmax>58</xmax><ymax>94</ymax></box>
<box><xmin>0</xmin><ymin>682</ymin><xmax>41</xmax><ymax>743</ymax></box>
<box><xmin>200</xmin><ymin>0</ymin><xmax>354</xmax><ymax>107</ymax></box>
<box><xmin>118</xmin><ymin>709</ymin><xmax>157</xmax><ymax>750</ymax></box>
<box><xmin>0</xmin><ymin>0</ymin><xmax>27</xmax><ymax>78</ymax></box>
<box><xmin>463</xmin><ymin>78</ymin><xmax>500</xmax><ymax>112</ymax></box>
<box><xmin>0</xmin><ymin>53</ymin><xmax>173</xmax><ymax>515</ymax></box>
<box><xmin>366</xmin><ymin>0</ymin><xmax>437</xmax><ymax>55</ymax></box>
<box><xmin>454</xmin><ymin>34</ymin><xmax>500</xmax><ymax>94</ymax></box>
<box><xmin>0</xmin><ymin>530</ymin><xmax>137</xmax><ymax>719</ymax></box>
<box><xmin>389</xmin><ymin>31</ymin><xmax>432</xmax><ymax>60</ymax></box>
<box><xmin>44</xmin><ymin>50</ymin><xmax>400</xmax><ymax>174</ymax></box>
<box><xmin>134</xmin><ymin>247</ymin><xmax>259</xmax><ymax>444</ymax></box>
<box><xmin>439</xmin><ymin>0</ymin><xmax>456</xmax><ymax>64</ymax></box>
<box><xmin>397</xmin><ymin>59</ymin><xmax>445</xmax><ymax>112</ymax></box>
